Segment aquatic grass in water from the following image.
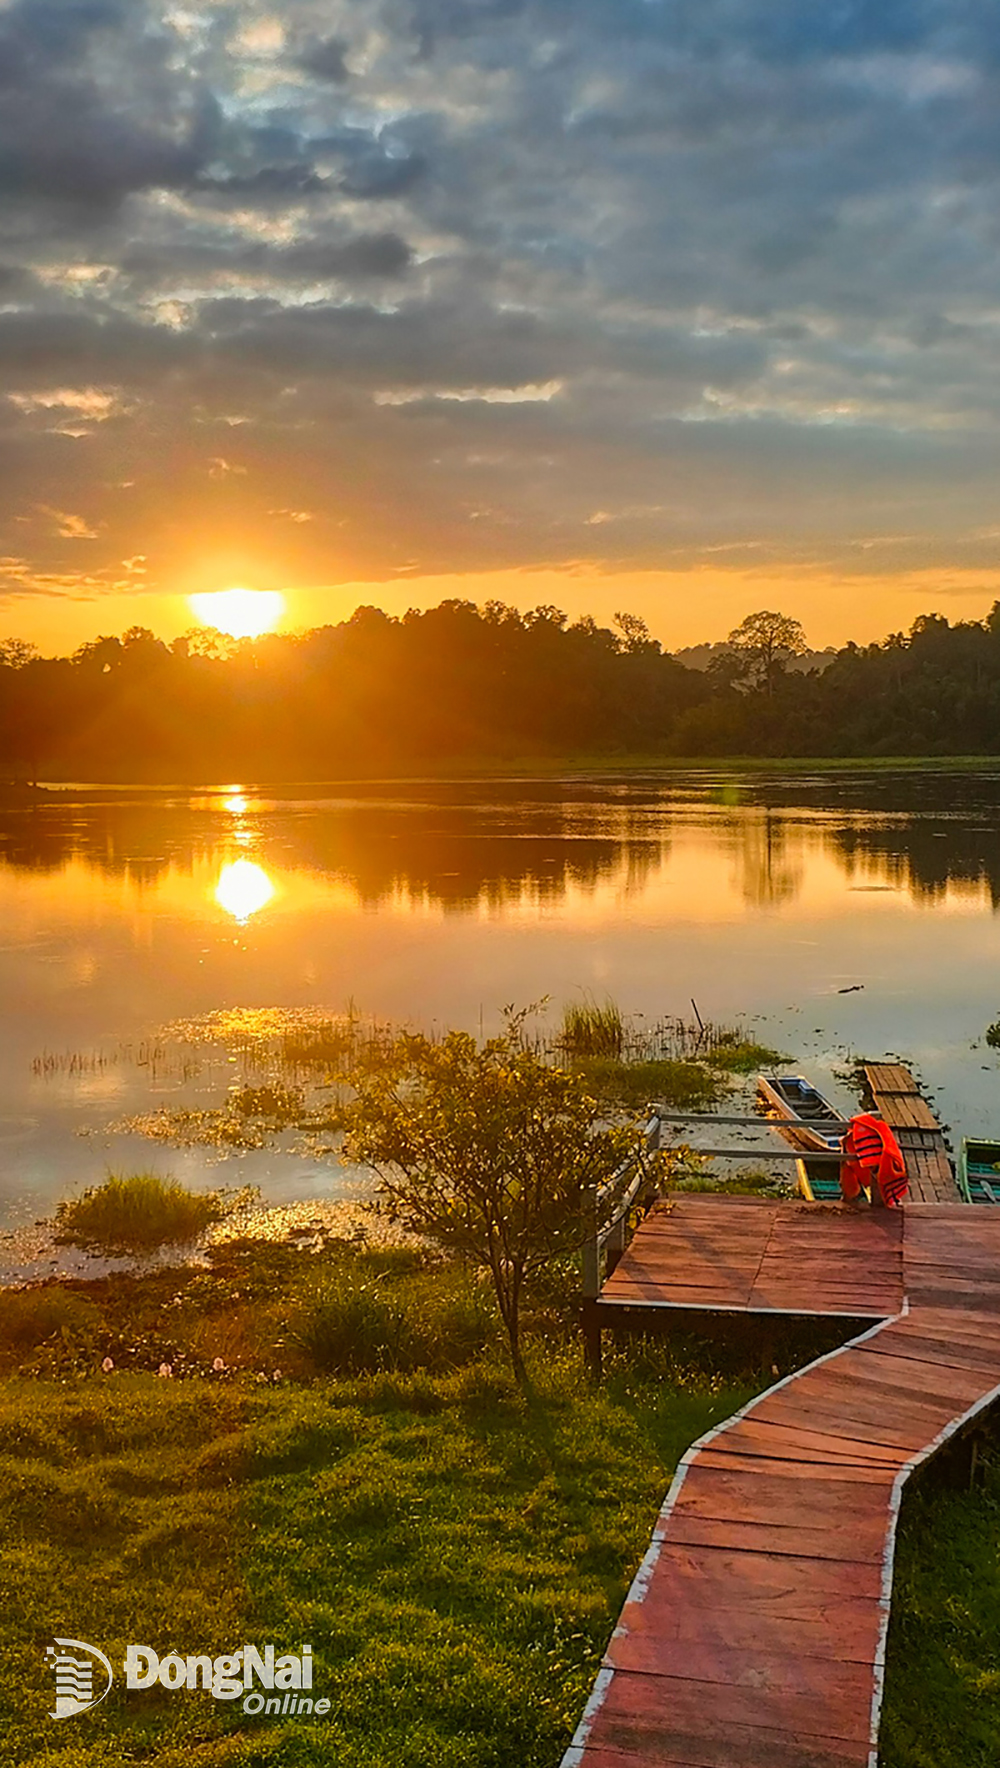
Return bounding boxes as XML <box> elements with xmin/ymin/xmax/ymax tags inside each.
<box><xmin>569</xmin><ymin>1055</ymin><xmax>723</xmax><ymax>1111</ymax></box>
<box><xmin>54</xmin><ymin>1172</ymin><xmax>225</xmax><ymax>1254</ymax></box>
<box><xmin>705</xmin><ymin>1036</ymin><xmax>787</xmax><ymax>1074</ymax></box>
<box><xmin>559</xmin><ymin>999</ymin><xmax>625</xmax><ymax>1059</ymax></box>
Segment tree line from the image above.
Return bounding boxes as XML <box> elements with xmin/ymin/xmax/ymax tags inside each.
<box><xmin>3</xmin><ymin>600</ymin><xmax>1000</xmax><ymax>781</ymax></box>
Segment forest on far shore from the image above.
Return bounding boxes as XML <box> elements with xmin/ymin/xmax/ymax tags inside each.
<box><xmin>1</xmin><ymin>600</ymin><xmax>999</xmax><ymax>781</ymax></box>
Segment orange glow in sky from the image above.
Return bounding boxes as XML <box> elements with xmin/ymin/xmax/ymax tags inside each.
<box><xmin>189</xmin><ymin>588</ymin><xmax>286</xmax><ymax>640</ymax></box>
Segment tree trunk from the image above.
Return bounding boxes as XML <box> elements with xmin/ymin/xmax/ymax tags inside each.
<box><xmin>495</xmin><ymin>1265</ymin><xmax>526</xmax><ymax>1385</ymax></box>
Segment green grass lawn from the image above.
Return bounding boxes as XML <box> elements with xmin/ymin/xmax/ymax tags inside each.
<box><xmin>880</xmin><ymin>1444</ymin><xmax>1000</xmax><ymax>1768</ymax></box>
<box><xmin>0</xmin><ymin>1240</ymin><xmax>771</xmax><ymax>1767</ymax></box>
<box><xmin>1</xmin><ymin>1353</ymin><xmax>751</xmax><ymax>1767</ymax></box>
<box><xmin>6</xmin><ymin>1235</ymin><xmax>1000</xmax><ymax>1767</ymax></box>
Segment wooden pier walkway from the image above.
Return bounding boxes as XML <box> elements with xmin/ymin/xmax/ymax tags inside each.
<box><xmin>565</xmin><ymin>1198</ymin><xmax>1000</xmax><ymax>1768</ymax></box>
<box><xmin>863</xmin><ymin>1063</ymin><xmax>957</xmax><ymax>1203</ymax></box>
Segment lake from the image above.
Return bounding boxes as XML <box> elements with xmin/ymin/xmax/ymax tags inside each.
<box><xmin>3</xmin><ymin>767</ymin><xmax>1000</xmax><ymax>1263</ymax></box>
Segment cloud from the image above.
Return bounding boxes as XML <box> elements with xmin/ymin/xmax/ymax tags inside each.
<box><xmin>1</xmin><ymin>0</ymin><xmax>1000</xmax><ymax>633</ymax></box>
<box><xmin>37</xmin><ymin>505</ymin><xmax>100</xmax><ymax>539</ymax></box>
<box><xmin>0</xmin><ymin>0</ymin><xmax>220</xmax><ymax>211</ymax></box>
<box><xmin>296</xmin><ymin>34</ymin><xmax>351</xmax><ymax>83</ymax></box>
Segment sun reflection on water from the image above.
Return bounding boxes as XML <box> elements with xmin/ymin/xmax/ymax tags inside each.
<box><xmin>214</xmin><ymin>859</ymin><xmax>275</xmax><ymax>923</ymax></box>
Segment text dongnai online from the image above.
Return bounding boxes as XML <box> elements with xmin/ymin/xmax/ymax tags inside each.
<box><xmin>125</xmin><ymin>1645</ymin><xmax>329</xmax><ymax>1715</ymax></box>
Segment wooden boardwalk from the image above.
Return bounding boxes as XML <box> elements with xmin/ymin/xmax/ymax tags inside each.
<box><xmin>565</xmin><ymin>1198</ymin><xmax>1000</xmax><ymax>1768</ymax></box>
<box><xmin>597</xmin><ymin>1196</ymin><xmax>903</xmax><ymax>1320</ymax></box>
<box><xmin>864</xmin><ymin>1063</ymin><xmax>957</xmax><ymax>1203</ymax></box>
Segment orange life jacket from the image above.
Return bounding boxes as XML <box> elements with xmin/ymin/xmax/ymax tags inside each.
<box><xmin>841</xmin><ymin>1113</ymin><xmax>908</xmax><ymax>1207</ymax></box>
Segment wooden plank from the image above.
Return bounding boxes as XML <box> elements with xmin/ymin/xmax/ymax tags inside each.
<box><xmin>574</xmin><ymin>1738</ymin><xmax>870</xmax><ymax>1768</ymax></box>
<box><xmin>748</xmin><ymin>1396</ymin><xmax>949</xmax><ymax>1455</ymax></box>
<box><xmin>639</xmin><ymin>1543</ymin><xmax>885</xmax><ymax>1603</ymax></box>
<box><xmin>662</xmin><ymin>1466</ymin><xmax>893</xmax><ymax>1527</ymax></box>
<box><xmin>717</xmin><ymin>1421</ymin><xmax>905</xmax><ymax>1467</ymax></box>
<box><xmin>620</xmin><ymin>1573</ymin><xmax>885</xmax><ymax>1637</ymax></box>
<box><xmin>589</xmin><ymin>1664</ymin><xmax>874</xmax><ymax>1747</ymax></box>
<box><xmin>688</xmin><ymin>1446</ymin><xmax>897</xmax><ymax>1482</ymax></box>
<box><xmin>865</xmin><ymin>1062</ymin><xmax>916</xmax><ymax>1093</ymax></box>
<box><xmin>804</xmin><ymin>1355</ymin><xmax>990</xmax><ymax>1412</ymax></box>
<box><xmin>664</xmin><ymin>1511</ymin><xmax>889</xmax><ymax>1562</ymax></box>
<box><xmin>601</xmin><ymin>1641</ymin><xmax>876</xmax><ymax>1706</ymax></box>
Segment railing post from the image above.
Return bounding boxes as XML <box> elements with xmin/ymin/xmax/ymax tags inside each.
<box><xmin>606</xmin><ymin>1200</ymin><xmax>627</xmax><ymax>1274</ymax></box>
<box><xmin>582</xmin><ymin>1181</ymin><xmax>602</xmax><ymax>1378</ymax></box>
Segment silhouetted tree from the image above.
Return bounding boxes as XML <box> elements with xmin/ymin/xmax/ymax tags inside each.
<box><xmin>725</xmin><ymin>610</ymin><xmax>808</xmax><ymax>696</ymax></box>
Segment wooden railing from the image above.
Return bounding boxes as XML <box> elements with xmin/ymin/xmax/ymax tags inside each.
<box><xmin>582</xmin><ymin>1115</ymin><xmax>661</xmax><ymax>1371</ymax></box>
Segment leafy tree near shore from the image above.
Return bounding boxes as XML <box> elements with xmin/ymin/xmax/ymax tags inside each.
<box><xmin>343</xmin><ymin>1015</ymin><xmax>647</xmax><ymax>1381</ymax></box>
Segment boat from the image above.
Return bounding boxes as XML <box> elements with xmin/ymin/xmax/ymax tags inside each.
<box><xmin>756</xmin><ymin>1074</ymin><xmax>847</xmax><ymax>1154</ymax></box>
<box><xmin>757</xmin><ymin>1073</ymin><xmax>849</xmax><ymax>1204</ymax></box>
<box><xmin>960</xmin><ymin>1138</ymin><xmax>1000</xmax><ymax>1204</ymax></box>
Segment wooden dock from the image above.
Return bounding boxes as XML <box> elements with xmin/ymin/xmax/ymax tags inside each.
<box><xmin>596</xmin><ymin>1195</ymin><xmax>903</xmax><ymax>1320</ymax></box>
<box><xmin>566</xmin><ymin>1197</ymin><xmax>1000</xmax><ymax>1768</ymax></box>
<box><xmin>864</xmin><ymin>1062</ymin><xmax>957</xmax><ymax>1203</ymax></box>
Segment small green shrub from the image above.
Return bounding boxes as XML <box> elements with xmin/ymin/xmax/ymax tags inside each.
<box><xmin>288</xmin><ymin>1266</ymin><xmax>496</xmax><ymax>1375</ymax></box>
<box><xmin>986</xmin><ymin>1018</ymin><xmax>1000</xmax><ymax>1050</ymax></box>
<box><xmin>287</xmin><ymin>1278</ymin><xmax>409</xmax><ymax>1374</ymax></box>
<box><xmin>0</xmin><ymin>1286</ymin><xmax>101</xmax><ymax>1354</ymax></box>
<box><xmin>54</xmin><ymin>1172</ymin><xmax>224</xmax><ymax>1254</ymax></box>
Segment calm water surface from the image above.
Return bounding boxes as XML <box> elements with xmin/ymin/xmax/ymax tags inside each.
<box><xmin>3</xmin><ymin>768</ymin><xmax>1000</xmax><ymax>1242</ymax></box>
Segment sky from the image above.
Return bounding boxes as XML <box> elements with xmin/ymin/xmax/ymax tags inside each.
<box><xmin>4</xmin><ymin>0</ymin><xmax>1000</xmax><ymax>653</ymax></box>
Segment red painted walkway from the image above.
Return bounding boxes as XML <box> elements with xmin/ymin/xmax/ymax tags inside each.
<box><xmin>564</xmin><ymin>1201</ymin><xmax>1000</xmax><ymax>1768</ymax></box>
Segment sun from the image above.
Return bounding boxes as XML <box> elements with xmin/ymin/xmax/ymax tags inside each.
<box><xmin>189</xmin><ymin>587</ymin><xmax>286</xmax><ymax>640</ymax></box>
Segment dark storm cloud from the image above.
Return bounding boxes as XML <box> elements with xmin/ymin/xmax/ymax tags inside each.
<box><xmin>194</xmin><ymin>167</ymin><xmax>331</xmax><ymax>202</ymax></box>
<box><xmin>5</xmin><ymin>0</ymin><xmax>1000</xmax><ymax>605</ymax></box>
<box><xmin>0</xmin><ymin>0</ymin><xmax>219</xmax><ymax>210</ymax></box>
<box><xmin>295</xmin><ymin>34</ymin><xmax>351</xmax><ymax>83</ymax></box>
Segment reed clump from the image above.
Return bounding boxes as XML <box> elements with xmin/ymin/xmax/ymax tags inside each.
<box><xmin>54</xmin><ymin>1172</ymin><xmax>224</xmax><ymax>1254</ymax></box>
<box><xmin>559</xmin><ymin>999</ymin><xmax>624</xmax><ymax>1059</ymax></box>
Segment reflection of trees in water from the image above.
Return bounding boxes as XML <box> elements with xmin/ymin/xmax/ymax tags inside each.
<box><xmin>715</xmin><ymin>797</ymin><xmax>1000</xmax><ymax>912</ymax></box>
<box><xmin>0</xmin><ymin>798</ymin><xmax>669</xmax><ymax>911</ymax></box>
<box><xmin>725</xmin><ymin>809</ymin><xmax>805</xmax><ymax>909</ymax></box>
<box><xmin>832</xmin><ymin>820</ymin><xmax>1000</xmax><ymax>908</ymax></box>
<box><xmin>6</xmin><ymin>784</ymin><xmax>998</xmax><ymax>914</ymax></box>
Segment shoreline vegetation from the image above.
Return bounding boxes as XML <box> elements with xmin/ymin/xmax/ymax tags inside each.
<box><xmin>80</xmin><ymin>1002</ymin><xmax>781</xmax><ymax>1165</ymax></box>
<box><xmin>6</xmin><ymin>600</ymin><xmax>1000</xmax><ymax>782</ymax></box>
<box><xmin>7</xmin><ymin>751</ymin><xmax>1000</xmax><ymax>795</ymax></box>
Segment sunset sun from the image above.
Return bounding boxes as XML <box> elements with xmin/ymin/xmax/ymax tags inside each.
<box><xmin>189</xmin><ymin>587</ymin><xmax>286</xmax><ymax>640</ymax></box>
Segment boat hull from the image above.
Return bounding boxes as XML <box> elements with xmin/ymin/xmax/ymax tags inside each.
<box><xmin>960</xmin><ymin>1138</ymin><xmax>1000</xmax><ymax>1205</ymax></box>
<box><xmin>756</xmin><ymin>1074</ymin><xmax>845</xmax><ymax>1155</ymax></box>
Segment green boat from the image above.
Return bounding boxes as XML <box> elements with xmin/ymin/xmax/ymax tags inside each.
<box><xmin>959</xmin><ymin>1138</ymin><xmax>1000</xmax><ymax>1204</ymax></box>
